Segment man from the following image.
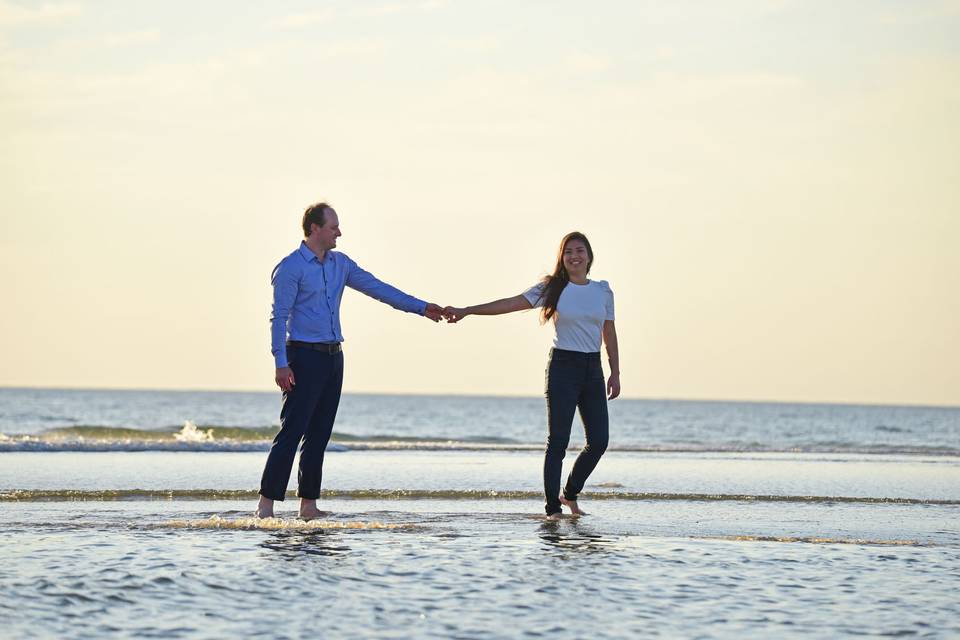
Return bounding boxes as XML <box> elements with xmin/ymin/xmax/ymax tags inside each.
<box><xmin>256</xmin><ymin>202</ymin><xmax>444</xmax><ymax>519</ymax></box>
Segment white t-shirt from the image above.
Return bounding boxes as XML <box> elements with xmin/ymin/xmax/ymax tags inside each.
<box><xmin>522</xmin><ymin>279</ymin><xmax>615</xmax><ymax>353</ymax></box>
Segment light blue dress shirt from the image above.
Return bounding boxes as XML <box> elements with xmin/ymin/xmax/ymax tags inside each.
<box><xmin>270</xmin><ymin>242</ymin><xmax>427</xmax><ymax>368</ymax></box>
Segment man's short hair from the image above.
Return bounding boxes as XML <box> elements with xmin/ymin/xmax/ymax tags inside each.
<box><xmin>302</xmin><ymin>202</ymin><xmax>332</xmax><ymax>237</ymax></box>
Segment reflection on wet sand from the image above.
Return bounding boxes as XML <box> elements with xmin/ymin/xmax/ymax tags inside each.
<box><xmin>259</xmin><ymin>530</ymin><xmax>352</xmax><ymax>559</ymax></box>
<box><xmin>538</xmin><ymin>520</ymin><xmax>619</xmax><ymax>555</ymax></box>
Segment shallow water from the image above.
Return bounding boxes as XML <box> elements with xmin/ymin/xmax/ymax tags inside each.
<box><xmin>2</xmin><ymin>450</ymin><xmax>959</xmax><ymax>638</ymax></box>
<box><xmin>3</xmin><ymin>497</ymin><xmax>959</xmax><ymax>639</ymax></box>
<box><xmin>3</xmin><ymin>390</ymin><xmax>959</xmax><ymax>637</ymax></box>
<box><xmin>2</xmin><ymin>450</ymin><xmax>958</xmax><ymax>501</ymax></box>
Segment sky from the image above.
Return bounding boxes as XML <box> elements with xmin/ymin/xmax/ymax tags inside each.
<box><xmin>1</xmin><ymin>0</ymin><xmax>958</xmax><ymax>405</ymax></box>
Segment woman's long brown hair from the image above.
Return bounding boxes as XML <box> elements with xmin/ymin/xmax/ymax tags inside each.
<box><xmin>537</xmin><ymin>231</ymin><xmax>594</xmax><ymax>324</ymax></box>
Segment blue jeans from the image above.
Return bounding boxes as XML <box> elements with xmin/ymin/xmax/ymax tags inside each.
<box><xmin>259</xmin><ymin>345</ymin><xmax>344</xmax><ymax>501</ymax></box>
<box><xmin>543</xmin><ymin>348</ymin><xmax>609</xmax><ymax>515</ymax></box>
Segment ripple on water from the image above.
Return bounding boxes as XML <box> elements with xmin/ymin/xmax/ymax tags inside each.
<box><xmin>3</xmin><ymin>502</ymin><xmax>960</xmax><ymax>638</ymax></box>
<box><xmin>156</xmin><ymin>515</ymin><xmax>419</xmax><ymax>531</ymax></box>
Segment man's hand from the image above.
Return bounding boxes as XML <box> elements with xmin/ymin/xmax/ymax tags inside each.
<box><xmin>443</xmin><ymin>307</ymin><xmax>468</xmax><ymax>323</ymax></box>
<box><xmin>424</xmin><ymin>303</ymin><xmax>444</xmax><ymax>322</ymax></box>
<box><xmin>275</xmin><ymin>367</ymin><xmax>295</xmax><ymax>392</ymax></box>
<box><xmin>607</xmin><ymin>373</ymin><xmax>621</xmax><ymax>400</ymax></box>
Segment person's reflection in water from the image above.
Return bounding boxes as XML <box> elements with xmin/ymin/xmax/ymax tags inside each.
<box><xmin>259</xmin><ymin>530</ymin><xmax>351</xmax><ymax>560</ymax></box>
<box><xmin>538</xmin><ymin>520</ymin><xmax>616</xmax><ymax>556</ymax></box>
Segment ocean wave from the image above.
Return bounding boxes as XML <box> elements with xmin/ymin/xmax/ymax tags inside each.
<box><xmin>1</xmin><ymin>438</ymin><xmax>957</xmax><ymax>456</ymax></box>
<box><xmin>31</xmin><ymin>422</ymin><xmax>280</xmax><ymax>441</ymax></box>
<box><xmin>1</xmin><ymin>422</ymin><xmax>957</xmax><ymax>456</ymax></box>
<box><xmin>2</xmin><ymin>488</ymin><xmax>956</xmax><ymax>505</ymax></box>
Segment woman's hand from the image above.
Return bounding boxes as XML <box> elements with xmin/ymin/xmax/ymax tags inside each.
<box><xmin>607</xmin><ymin>373</ymin><xmax>620</xmax><ymax>400</ymax></box>
<box><xmin>443</xmin><ymin>307</ymin><xmax>469</xmax><ymax>323</ymax></box>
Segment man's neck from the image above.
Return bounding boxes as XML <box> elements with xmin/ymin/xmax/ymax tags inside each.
<box><xmin>304</xmin><ymin>237</ymin><xmax>327</xmax><ymax>261</ymax></box>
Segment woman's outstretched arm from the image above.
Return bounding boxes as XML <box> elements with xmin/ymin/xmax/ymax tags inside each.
<box><xmin>444</xmin><ymin>295</ymin><xmax>532</xmax><ymax>323</ymax></box>
<box><xmin>603</xmin><ymin>320</ymin><xmax>620</xmax><ymax>400</ymax></box>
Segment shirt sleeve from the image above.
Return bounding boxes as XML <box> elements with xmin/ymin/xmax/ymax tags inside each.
<box><xmin>603</xmin><ymin>281</ymin><xmax>615</xmax><ymax>321</ymax></box>
<box><xmin>344</xmin><ymin>255</ymin><xmax>427</xmax><ymax>315</ymax></box>
<box><xmin>270</xmin><ymin>258</ymin><xmax>299</xmax><ymax>368</ymax></box>
<box><xmin>522</xmin><ymin>282</ymin><xmax>546</xmax><ymax>308</ymax></box>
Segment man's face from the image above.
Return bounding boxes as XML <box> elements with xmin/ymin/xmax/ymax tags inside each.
<box><xmin>311</xmin><ymin>209</ymin><xmax>341</xmax><ymax>250</ymax></box>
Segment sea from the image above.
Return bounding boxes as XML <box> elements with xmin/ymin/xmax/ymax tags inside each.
<box><xmin>1</xmin><ymin>387</ymin><xmax>958</xmax><ymax>638</ymax></box>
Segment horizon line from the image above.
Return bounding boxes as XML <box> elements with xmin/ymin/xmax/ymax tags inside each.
<box><xmin>0</xmin><ymin>384</ymin><xmax>957</xmax><ymax>411</ymax></box>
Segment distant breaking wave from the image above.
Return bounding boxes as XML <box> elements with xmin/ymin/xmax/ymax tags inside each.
<box><xmin>2</xmin><ymin>488</ymin><xmax>957</xmax><ymax>505</ymax></box>
<box><xmin>0</xmin><ymin>422</ymin><xmax>957</xmax><ymax>456</ymax></box>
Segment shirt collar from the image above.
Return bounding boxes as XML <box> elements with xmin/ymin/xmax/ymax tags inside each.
<box><xmin>298</xmin><ymin>241</ymin><xmax>321</xmax><ymax>263</ymax></box>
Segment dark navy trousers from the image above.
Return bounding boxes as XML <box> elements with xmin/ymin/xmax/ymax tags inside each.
<box><xmin>543</xmin><ymin>348</ymin><xmax>609</xmax><ymax>515</ymax></box>
<box><xmin>259</xmin><ymin>345</ymin><xmax>344</xmax><ymax>501</ymax></box>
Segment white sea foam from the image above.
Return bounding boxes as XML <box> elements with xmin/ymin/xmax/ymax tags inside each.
<box><xmin>173</xmin><ymin>420</ymin><xmax>214</xmax><ymax>443</ymax></box>
<box><xmin>159</xmin><ymin>515</ymin><xmax>414</xmax><ymax>530</ymax></box>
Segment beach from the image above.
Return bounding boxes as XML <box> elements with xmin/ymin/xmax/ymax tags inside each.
<box><xmin>1</xmin><ymin>389</ymin><xmax>958</xmax><ymax>638</ymax></box>
<box><xmin>6</xmin><ymin>1</ymin><xmax>960</xmax><ymax>636</ymax></box>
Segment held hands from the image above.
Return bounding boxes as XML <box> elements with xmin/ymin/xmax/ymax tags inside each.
<box><xmin>424</xmin><ymin>303</ymin><xmax>469</xmax><ymax>323</ymax></box>
<box><xmin>424</xmin><ymin>303</ymin><xmax>445</xmax><ymax>322</ymax></box>
<box><xmin>441</xmin><ymin>307</ymin><xmax>468</xmax><ymax>323</ymax></box>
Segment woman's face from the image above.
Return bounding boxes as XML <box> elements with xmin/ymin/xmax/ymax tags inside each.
<box><xmin>562</xmin><ymin>239</ymin><xmax>590</xmax><ymax>277</ymax></box>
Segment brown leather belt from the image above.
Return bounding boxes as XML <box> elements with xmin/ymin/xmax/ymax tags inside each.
<box><xmin>287</xmin><ymin>340</ymin><xmax>342</xmax><ymax>354</ymax></box>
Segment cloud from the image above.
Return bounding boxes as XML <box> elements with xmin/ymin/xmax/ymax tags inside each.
<box><xmin>655</xmin><ymin>46</ymin><xmax>676</xmax><ymax>61</ymax></box>
<box><xmin>441</xmin><ymin>35</ymin><xmax>501</xmax><ymax>54</ymax></box>
<box><xmin>566</xmin><ymin>52</ymin><xmax>612</xmax><ymax>74</ymax></box>
<box><xmin>357</xmin><ymin>0</ymin><xmax>446</xmax><ymax>18</ymax></box>
<box><xmin>0</xmin><ymin>1</ymin><xmax>81</xmax><ymax>27</ymax></box>
<box><xmin>878</xmin><ymin>0</ymin><xmax>960</xmax><ymax>24</ymax></box>
<box><xmin>268</xmin><ymin>2</ymin><xmax>446</xmax><ymax>28</ymax></box>
<box><xmin>0</xmin><ymin>28</ymin><xmax>160</xmax><ymax>58</ymax></box>
<box><xmin>319</xmin><ymin>37</ymin><xmax>388</xmax><ymax>59</ymax></box>
<box><xmin>269</xmin><ymin>9</ymin><xmax>337</xmax><ymax>29</ymax></box>
<box><xmin>103</xmin><ymin>29</ymin><xmax>160</xmax><ymax>48</ymax></box>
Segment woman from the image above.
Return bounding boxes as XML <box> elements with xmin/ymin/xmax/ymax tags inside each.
<box><xmin>444</xmin><ymin>232</ymin><xmax>620</xmax><ymax>519</ymax></box>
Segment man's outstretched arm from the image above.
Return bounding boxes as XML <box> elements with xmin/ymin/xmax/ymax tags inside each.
<box><xmin>345</xmin><ymin>259</ymin><xmax>442</xmax><ymax>322</ymax></box>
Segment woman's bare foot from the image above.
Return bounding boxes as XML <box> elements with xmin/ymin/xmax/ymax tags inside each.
<box><xmin>255</xmin><ymin>496</ymin><xmax>274</xmax><ymax>519</ymax></box>
<box><xmin>298</xmin><ymin>499</ymin><xmax>329</xmax><ymax>521</ymax></box>
<box><xmin>559</xmin><ymin>495</ymin><xmax>587</xmax><ymax>516</ymax></box>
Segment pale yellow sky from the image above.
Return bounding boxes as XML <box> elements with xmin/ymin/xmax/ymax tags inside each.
<box><xmin>1</xmin><ymin>1</ymin><xmax>958</xmax><ymax>405</ymax></box>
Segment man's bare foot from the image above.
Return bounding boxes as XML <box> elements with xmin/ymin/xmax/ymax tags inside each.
<box><xmin>298</xmin><ymin>499</ymin><xmax>329</xmax><ymax>521</ymax></box>
<box><xmin>545</xmin><ymin>512</ymin><xmax>563</xmax><ymax>521</ymax></box>
<box><xmin>255</xmin><ymin>496</ymin><xmax>274</xmax><ymax>519</ymax></box>
<box><xmin>559</xmin><ymin>495</ymin><xmax>587</xmax><ymax>516</ymax></box>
